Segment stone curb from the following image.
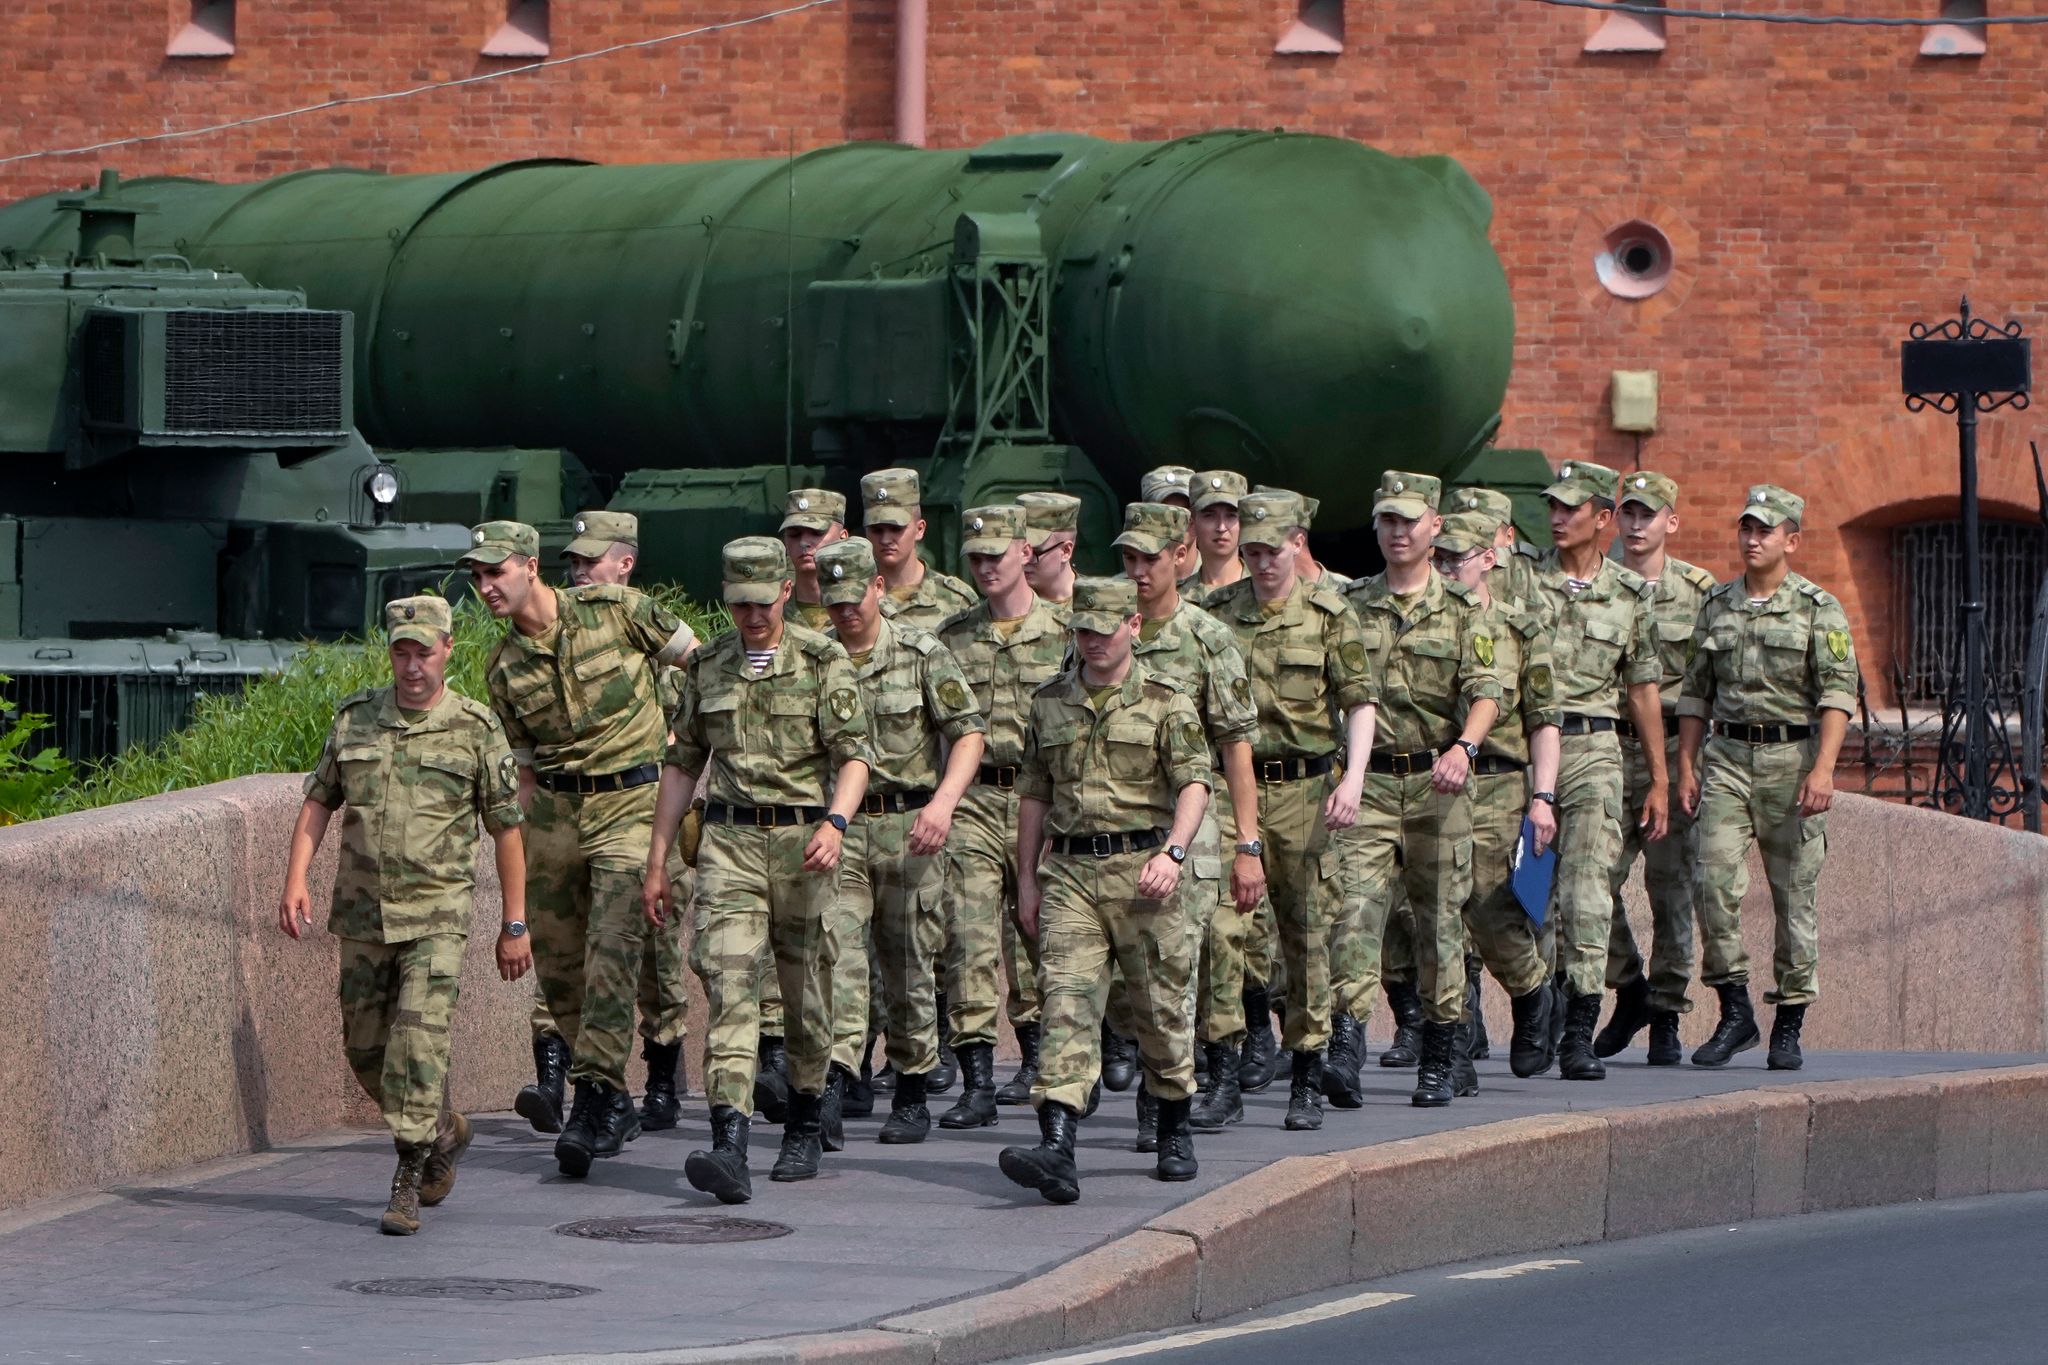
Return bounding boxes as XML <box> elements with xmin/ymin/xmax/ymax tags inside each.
<box><xmin>605</xmin><ymin>1064</ymin><xmax>2048</xmax><ymax>1365</ymax></box>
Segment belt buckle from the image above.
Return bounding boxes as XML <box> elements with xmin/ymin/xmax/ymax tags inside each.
<box><xmin>754</xmin><ymin>806</ymin><xmax>776</xmax><ymax>828</ymax></box>
<box><xmin>1744</xmin><ymin>724</ymin><xmax>1765</xmax><ymax>744</ymax></box>
<box><xmin>1091</xmin><ymin>833</ymin><xmax>1113</xmax><ymax>857</ymax></box>
<box><xmin>1391</xmin><ymin>753</ymin><xmax>1413</xmax><ymax>776</ymax></box>
<box><xmin>1260</xmin><ymin>758</ymin><xmax>1286</xmax><ymax>783</ymax></box>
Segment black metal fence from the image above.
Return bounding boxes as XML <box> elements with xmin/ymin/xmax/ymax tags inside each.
<box><xmin>1890</xmin><ymin>518</ymin><xmax>2048</xmax><ymax>705</ymax></box>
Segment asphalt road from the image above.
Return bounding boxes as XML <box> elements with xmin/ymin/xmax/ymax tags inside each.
<box><xmin>1019</xmin><ymin>1190</ymin><xmax>2048</xmax><ymax>1365</ymax></box>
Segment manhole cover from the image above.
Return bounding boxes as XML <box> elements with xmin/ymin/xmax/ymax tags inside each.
<box><xmin>554</xmin><ymin>1214</ymin><xmax>794</xmax><ymax>1245</ymax></box>
<box><xmin>345</xmin><ymin>1277</ymin><xmax>596</xmax><ymax>1301</ymax></box>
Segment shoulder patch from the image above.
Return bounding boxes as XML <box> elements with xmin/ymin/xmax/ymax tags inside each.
<box><xmin>936</xmin><ymin>676</ymin><xmax>972</xmax><ymax>712</ymax></box>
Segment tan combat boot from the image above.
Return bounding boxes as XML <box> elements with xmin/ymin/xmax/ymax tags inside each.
<box><xmin>381</xmin><ymin>1142</ymin><xmax>430</xmax><ymax>1236</ymax></box>
<box><xmin>419</xmin><ymin>1112</ymin><xmax>471</xmax><ymax>1207</ymax></box>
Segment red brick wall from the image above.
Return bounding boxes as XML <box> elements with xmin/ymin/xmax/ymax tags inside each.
<box><xmin>4</xmin><ymin>0</ymin><xmax>2043</xmax><ymax>697</ymax></box>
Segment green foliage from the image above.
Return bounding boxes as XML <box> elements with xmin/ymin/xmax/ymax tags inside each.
<box><xmin>0</xmin><ymin>673</ymin><xmax>75</xmax><ymax>824</ymax></box>
<box><xmin>27</xmin><ymin>589</ymin><xmax>727</xmax><ymax>822</ymax></box>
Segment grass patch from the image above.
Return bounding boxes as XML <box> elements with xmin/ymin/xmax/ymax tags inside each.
<box><xmin>28</xmin><ymin>588</ymin><xmax>726</xmax><ymax>822</ymax></box>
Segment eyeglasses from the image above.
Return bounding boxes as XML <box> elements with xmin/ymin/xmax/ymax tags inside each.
<box><xmin>1431</xmin><ymin>550</ymin><xmax>1484</xmax><ymax>572</ymax></box>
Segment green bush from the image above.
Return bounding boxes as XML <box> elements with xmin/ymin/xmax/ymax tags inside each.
<box><xmin>28</xmin><ymin>589</ymin><xmax>726</xmax><ymax>822</ymax></box>
<box><xmin>0</xmin><ymin>674</ymin><xmax>75</xmax><ymax>824</ymax></box>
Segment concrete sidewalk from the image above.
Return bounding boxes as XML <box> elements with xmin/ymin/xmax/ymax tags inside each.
<box><xmin>4</xmin><ymin>1051</ymin><xmax>2041</xmax><ymax>1365</ymax></box>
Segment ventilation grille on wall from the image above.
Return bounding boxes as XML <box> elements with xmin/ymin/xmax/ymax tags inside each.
<box><xmin>160</xmin><ymin>309</ymin><xmax>347</xmax><ymax>434</ymax></box>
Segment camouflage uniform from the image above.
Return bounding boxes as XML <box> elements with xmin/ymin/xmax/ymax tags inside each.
<box><xmin>782</xmin><ymin>488</ymin><xmax>848</xmax><ymax>633</ymax></box>
<box><xmin>938</xmin><ymin>505</ymin><xmax>1070</xmax><ymax>1050</ymax></box>
<box><xmin>1203</xmin><ymin>493</ymin><xmax>1375</xmax><ymax>1054</ymax></box>
<box><xmin>1681</xmin><ymin>488</ymin><xmax>1858</xmax><ymax>1008</ymax></box>
<box><xmin>308</xmin><ymin>644</ymin><xmax>523</xmax><ymax>1147</ymax></box>
<box><xmin>1450</xmin><ymin>486</ymin><xmax>1546</xmax><ymax>612</ymax></box>
<box><xmin>885</xmin><ymin>572</ymin><xmax>979</xmax><ymax>633</ymax></box>
<box><xmin>1518</xmin><ymin>465</ymin><xmax>1661</xmax><ymax>1000</ymax></box>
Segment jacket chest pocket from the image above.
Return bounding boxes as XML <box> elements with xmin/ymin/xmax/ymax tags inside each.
<box><xmin>1577</xmin><ymin>614</ymin><xmax>1627</xmax><ymax>676</ymax></box>
<box><xmin>1402</xmin><ymin>633</ymin><xmax>1459</xmax><ymax>698</ymax></box>
<box><xmin>1698</xmin><ymin>627</ymin><xmax>1740</xmax><ymax>687</ymax></box>
<box><xmin>956</xmin><ymin>657</ymin><xmax>995</xmax><ymax>716</ymax></box>
<box><xmin>506</xmin><ymin>672</ymin><xmax>565</xmax><ymax>743</ymax></box>
<box><xmin>1654</xmin><ymin>618</ymin><xmax>1695</xmax><ymax>673</ymax></box>
<box><xmin>1102</xmin><ymin>719</ymin><xmax>1158</xmax><ymax>783</ymax></box>
<box><xmin>571</xmin><ymin>646</ymin><xmax>628</xmax><ymax>712</ymax></box>
<box><xmin>337</xmin><ymin>744</ymin><xmax>385</xmax><ymax>807</ymax></box>
<box><xmin>413</xmin><ymin>747</ymin><xmax>476</xmax><ymax>818</ymax></box>
<box><xmin>1752</xmin><ymin>623</ymin><xmax>1808</xmax><ymax>684</ymax></box>
<box><xmin>1037</xmin><ymin>720</ymin><xmax>1086</xmax><ymax>785</ymax></box>
<box><xmin>697</xmin><ymin>692</ymin><xmax>741</xmax><ymax>751</ymax></box>
<box><xmin>1272</xmin><ymin>646</ymin><xmax>1326</xmax><ymax>704</ymax></box>
<box><xmin>871</xmin><ymin>690</ymin><xmax>927</xmax><ymax>757</ymax></box>
<box><xmin>764</xmin><ymin>690</ymin><xmax>817</xmax><ymax>752</ymax></box>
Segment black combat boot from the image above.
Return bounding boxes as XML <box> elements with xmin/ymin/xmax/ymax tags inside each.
<box><xmin>1154</xmin><ymin>1095</ymin><xmax>1198</xmax><ymax>1182</ymax></box>
<box><xmin>1081</xmin><ymin>1079</ymin><xmax>1102</xmax><ymax>1120</ymax></box>
<box><xmin>1379</xmin><ymin>982</ymin><xmax>1424</xmax><ymax>1068</ymax></box>
<box><xmin>1466</xmin><ymin>955</ymin><xmax>1491</xmax><ymax>1060</ymax></box>
<box><xmin>554</xmin><ymin>1079</ymin><xmax>603</xmax><ymax>1178</ymax></box>
<box><xmin>998</xmin><ymin>1102</ymin><xmax>1081</xmax><ymax>1204</ymax></box>
<box><xmin>938</xmin><ymin>1042</ymin><xmax>999</xmax><ymax>1129</ymax></box>
<box><xmin>1412</xmin><ymin>1019</ymin><xmax>1457</xmax><ymax>1108</ymax></box>
<box><xmin>1239</xmin><ymin>984</ymin><xmax>1281</xmax><ymax>1093</ymax></box>
<box><xmin>1101</xmin><ymin>1023</ymin><xmax>1138</xmax><ymax>1093</ymax></box>
<box><xmin>1547</xmin><ymin>970</ymin><xmax>1569</xmax><ymax>1057</ymax></box>
<box><xmin>593</xmin><ymin>1081</ymin><xmax>642</xmax><ymax>1157</ymax></box>
<box><xmin>1134</xmin><ymin>1087</ymin><xmax>1159</xmax><ymax>1153</ymax></box>
<box><xmin>754</xmin><ymin>1034</ymin><xmax>791</xmax><ymax>1124</ymax></box>
<box><xmin>515</xmin><ymin>1033</ymin><xmax>569</xmax><ymax>1134</ymax></box>
<box><xmin>770</xmin><ymin>1091</ymin><xmax>825</xmax><ymax>1182</ymax></box>
<box><xmin>997</xmin><ymin>1023</ymin><xmax>1041</xmax><ymax>1105</ymax></box>
<box><xmin>1767</xmin><ymin>1003</ymin><xmax>1807</xmax><ymax>1071</ymax></box>
<box><xmin>820</xmin><ymin>1063</ymin><xmax>852</xmax><ymax>1152</ymax></box>
<box><xmin>640</xmin><ymin>1039</ymin><xmax>683</xmax><ymax>1131</ymax></box>
<box><xmin>1283</xmin><ymin>1050</ymin><xmax>1325</xmax><ymax>1132</ymax></box>
<box><xmin>1191</xmin><ymin>1040</ymin><xmax>1244</xmax><ymax>1130</ymax></box>
<box><xmin>1508</xmin><ymin>980</ymin><xmax>1557</xmax><ymax>1078</ymax></box>
<box><xmin>1558</xmin><ymin>993</ymin><xmax>1607</xmax><ymax>1080</ymax></box>
<box><xmin>846</xmin><ymin>1035</ymin><xmax>877</xmax><ymax>1118</ymax></box>
<box><xmin>1450</xmin><ymin>1014</ymin><xmax>1480</xmax><ymax>1098</ymax></box>
<box><xmin>878</xmin><ymin>1071</ymin><xmax>932</xmax><ymax>1144</ymax></box>
<box><xmin>685</xmin><ymin>1105</ymin><xmax>753</xmax><ymax>1205</ymax></box>
<box><xmin>1194</xmin><ymin>1044</ymin><xmax>1208</xmax><ymax>1079</ymax></box>
<box><xmin>1692</xmin><ymin>981</ymin><xmax>1761</xmax><ymax>1068</ymax></box>
<box><xmin>928</xmin><ymin>991</ymin><xmax>958</xmax><ymax>1094</ymax></box>
<box><xmin>1646</xmin><ymin>1010</ymin><xmax>1682</xmax><ymax>1066</ymax></box>
<box><xmin>1322</xmin><ymin>1011</ymin><xmax>1366</xmax><ymax>1108</ymax></box>
<box><xmin>1594</xmin><ymin>976</ymin><xmax>1653</xmax><ymax>1059</ymax></box>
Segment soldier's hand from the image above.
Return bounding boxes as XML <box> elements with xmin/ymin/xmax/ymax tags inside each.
<box><xmin>1797</xmin><ymin>768</ymin><xmax>1836</xmax><ymax>818</ymax></box>
<box><xmin>641</xmin><ymin>867</ymin><xmax>670</xmax><ymax>928</ymax></box>
<box><xmin>1527</xmin><ymin>798</ymin><xmax>1558</xmax><ymax>856</ymax></box>
<box><xmin>908</xmin><ymin>800</ymin><xmax>956</xmax><ymax>856</ymax></box>
<box><xmin>1677</xmin><ymin>766</ymin><xmax>1702</xmax><ymax>818</ymax></box>
<box><xmin>1017</xmin><ymin>881</ymin><xmax>1042</xmax><ymax>939</ymax></box>
<box><xmin>1430</xmin><ymin>747</ymin><xmax>1472</xmax><ymax>795</ymax></box>
<box><xmin>1231</xmin><ymin>853</ymin><xmax>1267</xmax><ymax>913</ymax></box>
<box><xmin>1639</xmin><ymin>784</ymin><xmax>1670</xmax><ymax>842</ymax></box>
<box><xmin>1138</xmin><ymin>852</ymin><xmax>1182</xmax><ymax>900</ymax></box>
<box><xmin>803</xmin><ymin>822</ymin><xmax>845</xmax><ymax>873</ymax></box>
<box><xmin>277</xmin><ymin>883</ymin><xmax>314</xmax><ymax>939</ymax></box>
<box><xmin>1323</xmin><ymin>777</ymin><xmax>1363</xmax><ymax>831</ymax></box>
<box><xmin>496</xmin><ymin>929</ymin><xmax>533</xmax><ymax>982</ymax></box>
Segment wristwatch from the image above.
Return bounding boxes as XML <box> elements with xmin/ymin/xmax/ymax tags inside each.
<box><xmin>1453</xmin><ymin>739</ymin><xmax>1480</xmax><ymax>761</ymax></box>
<box><xmin>1531</xmin><ymin>791</ymin><xmax>1557</xmax><ymax>806</ymax></box>
<box><xmin>502</xmin><ymin>920</ymin><xmax>528</xmax><ymax>938</ymax></box>
<box><xmin>1166</xmin><ymin>844</ymin><xmax>1188</xmax><ymax>864</ymax></box>
<box><xmin>1235</xmin><ymin>839</ymin><xmax>1264</xmax><ymax>857</ymax></box>
<box><xmin>826</xmin><ymin>813</ymin><xmax>849</xmax><ymax>833</ymax></box>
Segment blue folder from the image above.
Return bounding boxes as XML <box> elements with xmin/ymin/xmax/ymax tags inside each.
<box><xmin>1511</xmin><ymin>815</ymin><xmax>1557</xmax><ymax>927</ymax></box>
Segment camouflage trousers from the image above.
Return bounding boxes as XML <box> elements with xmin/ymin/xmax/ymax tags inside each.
<box><xmin>830</xmin><ymin>808</ymin><xmax>946</xmax><ymax>1076</ymax></box>
<box><xmin>1330</xmin><ymin>771</ymin><xmax>1475</xmax><ymax>1026</ymax></box>
<box><xmin>691</xmin><ymin>819</ymin><xmax>841</xmax><ymax>1111</ymax></box>
<box><xmin>1550</xmin><ymin>730</ymin><xmax>1626</xmax><ymax>999</ymax></box>
<box><xmin>526</xmin><ymin>785</ymin><xmax>656</xmax><ymax>1091</ymax></box>
<box><xmin>1695</xmin><ymin>736</ymin><xmax>1825</xmax><ymax>1006</ymax></box>
<box><xmin>532</xmin><ymin>859</ymin><xmax>693</xmax><ymax>1048</ymax></box>
<box><xmin>945</xmin><ymin>782</ymin><xmax>1026</xmax><ymax>1048</ymax></box>
<box><xmin>1379</xmin><ymin>895</ymin><xmax>1417</xmax><ymax>987</ymax></box>
<box><xmin>1256</xmin><ymin>769</ymin><xmax>1337</xmax><ymax>1051</ymax></box>
<box><xmin>1606</xmin><ymin>734</ymin><xmax>1699</xmax><ymax>1013</ymax></box>
<box><xmin>339</xmin><ymin>933</ymin><xmax>461</xmax><ymax>1147</ymax></box>
<box><xmin>1462</xmin><ymin>769</ymin><xmax>1550</xmax><ymax>997</ymax></box>
<box><xmin>1195</xmin><ymin>800</ymin><xmax>1247</xmax><ymax>1046</ymax></box>
<box><xmin>1109</xmin><ymin>807</ymin><xmax>1226</xmax><ymax>1046</ymax></box>
<box><xmin>1032</xmin><ymin>849</ymin><xmax>1196</xmax><ymax>1112</ymax></box>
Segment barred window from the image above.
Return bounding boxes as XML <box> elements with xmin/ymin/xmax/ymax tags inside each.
<box><xmin>1890</xmin><ymin>519</ymin><xmax>2048</xmax><ymax>704</ymax></box>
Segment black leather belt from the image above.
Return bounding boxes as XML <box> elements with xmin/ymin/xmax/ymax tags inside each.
<box><xmin>863</xmin><ymin>789</ymin><xmax>934</xmax><ymax>816</ymax></box>
<box><xmin>979</xmin><ymin>764</ymin><xmax>1020</xmax><ymax>789</ymax></box>
<box><xmin>1047</xmin><ymin>829</ymin><xmax>1166</xmax><ymax>858</ymax></box>
<box><xmin>1367</xmin><ymin>748</ymin><xmax>1443</xmax><ymax>776</ymax></box>
<box><xmin>1559</xmin><ymin>714</ymin><xmax>1618</xmax><ymax>736</ymax></box>
<box><xmin>1616</xmin><ymin>711</ymin><xmax>1680</xmax><ymax>741</ymax></box>
<box><xmin>704</xmin><ymin>801</ymin><xmax>829</xmax><ymax>827</ymax></box>
<box><xmin>1472</xmin><ymin>755</ymin><xmax>1526</xmax><ymax>775</ymax></box>
<box><xmin>1714</xmin><ymin>721</ymin><xmax>1816</xmax><ymax>745</ymax></box>
<box><xmin>532</xmin><ymin>762</ymin><xmax>660</xmax><ymax>795</ymax></box>
<box><xmin>1255</xmin><ymin>753</ymin><xmax>1337</xmax><ymax>784</ymax></box>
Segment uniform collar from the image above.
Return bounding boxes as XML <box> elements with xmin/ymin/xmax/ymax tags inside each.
<box><xmin>1742</xmin><ymin>574</ymin><xmax>1802</xmax><ymax>614</ymax></box>
<box><xmin>720</xmin><ymin>627</ymin><xmax>800</xmax><ymax>681</ymax></box>
<box><xmin>1541</xmin><ymin>549</ymin><xmax>1627</xmax><ymax>601</ymax></box>
<box><xmin>376</xmin><ymin>685</ymin><xmax>456</xmax><ymax>732</ymax></box>
<box><xmin>1349</xmin><ymin>568</ymin><xmax>1445</xmax><ymax>618</ymax></box>
<box><xmin>835</xmin><ymin>616</ymin><xmax>897</xmax><ymax>677</ymax></box>
<box><xmin>1222</xmin><ymin>575</ymin><xmax>1307</xmax><ymax>630</ymax></box>
<box><xmin>1062</xmin><ymin>663</ymin><xmax>1145</xmax><ymax>713</ymax></box>
<box><xmin>503</xmin><ymin>586</ymin><xmax>570</xmax><ymax>658</ymax></box>
<box><xmin>972</xmin><ymin>596</ymin><xmax>1061</xmax><ymax>644</ymax></box>
<box><xmin>1131</xmin><ymin>601</ymin><xmax>1193</xmax><ymax>655</ymax></box>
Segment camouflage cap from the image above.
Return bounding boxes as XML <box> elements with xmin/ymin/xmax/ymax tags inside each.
<box><xmin>722</xmin><ymin>536</ymin><xmax>792</xmax><ymax>605</ymax></box>
<box><xmin>1371</xmin><ymin>470</ymin><xmax>1442</xmax><ymax>521</ymax></box>
<box><xmin>1190</xmin><ymin>469</ymin><xmax>1249</xmax><ymax>512</ymax></box>
<box><xmin>814</xmin><ymin>537</ymin><xmax>879</xmax><ymax>606</ymax></box>
<box><xmin>1069</xmin><ymin>575</ymin><xmax>1138</xmax><ymax>633</ymax></box>
<box><xmin>1619</xmin><ymin>470</ymin><xmax>1680</xmax><ymax>513</ymax></box>
<box><xmin>563</xmin><ymin>508</ymin><xmax>640</xmax><ymax>559</ymax></box>
<box><xmin>1447</xmin><ymin>485</ymin><xmax>1515</xmax><ymax>530</ymax></box>
<box><xmin>1543</xmin><ymin>459</ymin><xmax>1621</xmax><ymax>509</ymax></box>
<box><xmin>459</xmin><ymin>519</ymin><xmax>541</xmax><ymax>566</ymax></box>
<box><xmin>860</xmin><ymin>467</ymin><xmax>922</xmax><ymax>529</ymax></box>
<box><xmin>1254</xmin><ymin>485</ymin><xmax>1318</xmax><ymax>529</ymax></box>
<box><xmin>1433</xmin><ymin>511</ymin><xmax>1497</xmax><ymax>557</ymax></box>
<box><xmin>384</xmin><ymin>594</ymin><xmax>452</xmax><ymax>647</ymax></box>
<box><xmin>1140</xmin><ymin>465</ymin><xmax>1196</xmax><ymax>505</ymax></box>
<box><xmin>1237</xmin><ymin>492</ymin><xmax>1300</xmax><ymax>549</ymax></box>
<box><xmin>1112</xmin><ymin>501</ymin><xmax>1192</xmax><ymax>557</ymax></box>
<box><xmin>961</xmin><ymin>503</ymin><xmax>1027</xmax><ymax>557</ymax></box>
<box><xmin>1018</xmin><ymin>491</ymin><xmax>1082</xmax><ymax>547</ymax></box>
<box><xmin>780</xmin><ymin>487</ymin><xmax>848</xmax><ymax>534</ymax></box>
<box><xmin>1740</xmin><ymin>483</ymin><xmax>1805</xmax><ymax>528</ymax></box>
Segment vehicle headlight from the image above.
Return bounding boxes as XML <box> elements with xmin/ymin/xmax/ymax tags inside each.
<box><xmin>366</xmin><ymin>465</ymin><xmax>400</xmax><ymax>506</ymax></box>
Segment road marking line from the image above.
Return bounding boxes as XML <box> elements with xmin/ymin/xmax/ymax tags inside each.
<box><xmin>1028</xmin><ymin>1289</ymin><xmax>1413</xmax><ymax>1364</ymax></box>
<box><xmin>1446</xmin><ymin>1258</ymin><xmax>1582</xmax><ymax>1281</ymax></box>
